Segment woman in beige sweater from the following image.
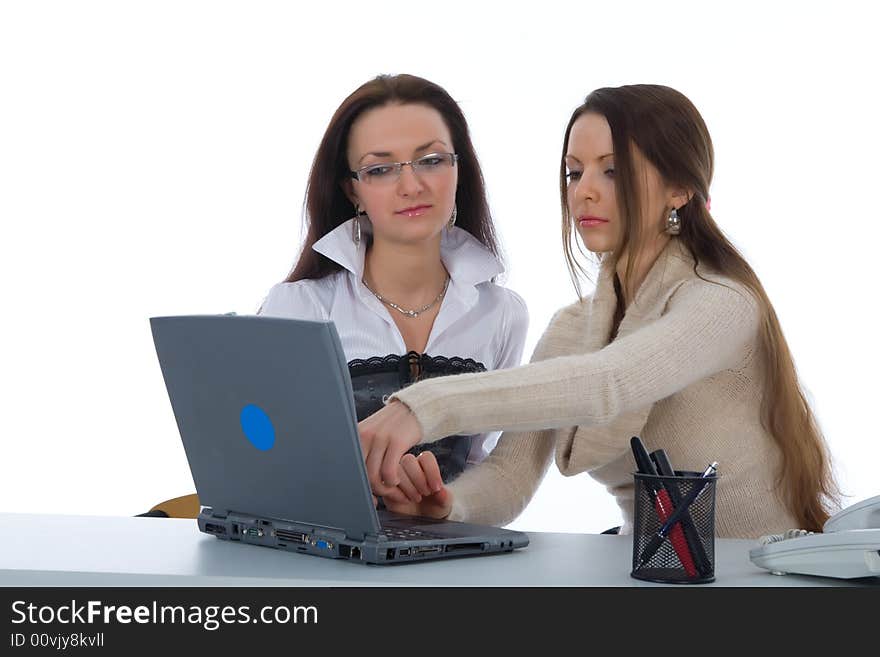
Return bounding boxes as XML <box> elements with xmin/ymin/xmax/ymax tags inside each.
<box><xmin>358</xmin><ymin>84</ymin><xmax>838</xmax><ymax>538</ymax></box>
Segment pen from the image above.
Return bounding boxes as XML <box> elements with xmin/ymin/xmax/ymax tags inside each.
<box><xmin>636</xmin><ymin>461</ymin><xmax>718</xmax><ymax>571</ymax></box>
<box><xmin>630</xmin><ymin>436</ymin><xmax>657</xmax><ymax>479</ymax></box>
<box><xmin>629</xmin><ymin>438</ymin><xmax>698</xmax><ymax>577</ymax></box>
<box><xmin>650</xmin><ymin>449</ymin><xmax>712</xmax><ymax>577</ymax></box>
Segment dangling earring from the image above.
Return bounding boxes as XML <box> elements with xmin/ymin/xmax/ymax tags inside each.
<box><xmin>352</xmin><ymin>205</ymin><xmax>364</xmax><ymax>245</ymax></box>
<box><xmin>665</xmin><ymin>208</ymin><xmax>681</xmax><ymax>235</ymax></box>
<box><xmin>448</xmin><ymin>204</ymin><xmax>457</xmax><ymax>229</ymax></box>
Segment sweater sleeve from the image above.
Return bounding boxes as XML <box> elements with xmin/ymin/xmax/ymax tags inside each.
<box><xmin>392</xmin><ymin>279</ymin><xmax>760</xmax><ymax>441</ymax></box>
<box><xmin>446</xmin><ymin>427</ymin><xmax>557</xmax><ymax>525</ymax></box>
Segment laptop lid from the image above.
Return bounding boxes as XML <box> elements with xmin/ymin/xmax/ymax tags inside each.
<box><xmin>150</xmin><ymin>315</ymin><xmax>381</xmax><ymax>540</ymax></box>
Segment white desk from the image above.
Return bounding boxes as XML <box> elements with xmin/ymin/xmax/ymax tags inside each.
<box><xmin>0</xmin><ymin>512</ymin><xmax>872</xmax><ymax>587</ymax></box>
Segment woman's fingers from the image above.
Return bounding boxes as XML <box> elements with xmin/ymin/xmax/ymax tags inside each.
<box><xmin>379</xmin><ymin>405</ymin><xmax>424</xmax><ymax>487</ymax></box>
<box><xmin>400</xmin><ymin>453</ymin><xmax>432</xmax><ymax>497</ymax></box>
<box><xmin>358</xmin><ymin>411</ymin><xmax>392</xmax><ymax>489</ymax></box>
<box><xmin>416</xmin><ymin>451</ymin><xmax>444</xmax><ymax>493</ymax></box>
<box><xmin>381</xmin><ymin>486</ymin><xmax>412</xmax><ymax>506</ymax></box>
<box><xmin>358</xmin><ymin>401</ymin><xmax>426</xmax><ymax>495</ymax></box>
<box><xmin>394</xmin><ymin>464</ymin><xmax>422</xmax><ymax>503</ymax></box>
<box><xmin>364</xmin><ymin>443</ymin><xmax>395</xmax><ymax>496</ymax></box>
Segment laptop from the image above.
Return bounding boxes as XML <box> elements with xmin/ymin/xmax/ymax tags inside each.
<box><xmin>150</xmin><ymin>314</ymin><xmax>529</xmax><ymax>564</ymax></box>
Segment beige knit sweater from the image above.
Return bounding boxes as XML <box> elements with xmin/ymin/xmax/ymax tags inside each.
<box><xmin>392</xmin><ymin>239</ymin><xmax>799</xmax><ymax>539</ymax></box>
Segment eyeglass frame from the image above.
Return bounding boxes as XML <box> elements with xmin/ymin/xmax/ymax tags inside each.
<box><xmin>349</xmin><ymin>152</ymin><xmax>459</xmax><ymax>183</ymax></box>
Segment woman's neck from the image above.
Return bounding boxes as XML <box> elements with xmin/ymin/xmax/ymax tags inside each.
<box><xmin>614</xmin><ymin>234</ymin><xmax>670</xmax><ymax>306</ymax></box>
<box><xmin>364</xmin><ymin>235</ymin><xmax>447</xmax><ymax>304</ymax></box>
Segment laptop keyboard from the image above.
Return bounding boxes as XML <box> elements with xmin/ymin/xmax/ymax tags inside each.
<box><xmin>380</xmin><ymin>526</ymin><xmax>446</xmax><ymax>541</ymax></box>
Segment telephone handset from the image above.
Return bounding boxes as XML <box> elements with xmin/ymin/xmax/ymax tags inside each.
<box><xmin>749</xmin><ymin>494</ymin><xmax>880</xmax><ymax>579</ymax></box>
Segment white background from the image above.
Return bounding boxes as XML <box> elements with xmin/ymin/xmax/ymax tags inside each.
<box><xmin>2</xmin><ymin>1</ymin><xmax>877</xmax><ymax>533</ymax></box>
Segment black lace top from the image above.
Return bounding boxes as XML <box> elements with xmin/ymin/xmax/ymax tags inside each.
<box><xmin>348</xmin><ymin>352</ymin><xmax>486</xmax><ymax>483</ymax></box>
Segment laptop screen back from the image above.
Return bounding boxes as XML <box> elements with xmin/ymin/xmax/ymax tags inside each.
<box><xmin>150</xmin><ymin>315</ymin><xmax>381</xmax><ymax>539</ymax></box>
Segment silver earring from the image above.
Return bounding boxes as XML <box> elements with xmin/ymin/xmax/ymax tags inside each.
<box><xmin>352</xmin><ymin>206</ymin><xmax>363</xmax><ymax>245</ymax></box>
<box><xmin>448</xmin><ymin>204</ymin><xmax>457</xmax><ymax>229</ymax></box>
<box><xmin>665</xmin><ymin>208</ymin><xmax>681</xmax><ymax>235</ymax></box>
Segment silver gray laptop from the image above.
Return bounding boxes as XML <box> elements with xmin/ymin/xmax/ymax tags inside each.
<box><xmin>150</xmin><ymin>314</ymin><xmax>529</xmax><ymax>564</ymax></box>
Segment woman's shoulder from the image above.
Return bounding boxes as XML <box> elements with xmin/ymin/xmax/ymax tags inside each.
<box><xmin>473</xmin><ymin>282</ymin><xmax>530</xmax><ymax>342</ymax></box>
<box><xmin>521</xmin><ymin>299</ymin><xmax>591</xmax><ymax>361</ymax></box>
<box><xmin>662</xmin><ymin>241</ymin><xmax>759</xmax><ymax>312</ymax></box>
<box><xmin>258</xmin><ymin>273</ymin><xmax>345</xmax><ymax>319</ymax></box>
<box><xmin>671</xmin><ymin>268</ymin><xmax>760</xmax><ymax>317</ymax></box>
<box><xmin>477</xmin><ymin>282</ymin><xmax>529</xmax><ymax>318</ymax></box>
<box><xmin>546</xmin><ymin>297</ymin><xmax>591</xmax><ymax>329</ymax></box>
<box><xmin>658</xmin><ymin>266</ymin><xmax>762</xmax><ymax>344</ymax></box>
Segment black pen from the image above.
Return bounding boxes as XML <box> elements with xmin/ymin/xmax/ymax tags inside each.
<box><xmin>636</xmin><ymin>461</ymin><xmax>718</xmax><ymax>570</ymax></box>
<box><xmin>650</xmin><ymin>450</ymin><xmax>712</xmax><ymax>577</ymax></box>
<box><xmin>630</xmin><ymin>436</ymin><xmax>657</xmax><ymax>478</ymax></box>
<box><xmin>630</xmin><ymin>438</ymin><xmax>699</xmax><ymax>576</ymax></box>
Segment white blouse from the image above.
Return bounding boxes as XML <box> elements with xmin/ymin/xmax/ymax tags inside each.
<box><xmin>258</xmin><ymin>218</ymin><xmax>529</xmax><ymax>463</ymax></box>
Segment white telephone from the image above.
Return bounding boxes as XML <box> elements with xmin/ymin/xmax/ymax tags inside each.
<box><xmin>749</xmin><ymin>494</ymin><xmax>880</xmax><ymax>579</ymax></box>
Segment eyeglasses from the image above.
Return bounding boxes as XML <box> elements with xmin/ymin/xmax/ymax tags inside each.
<box><xmin>350</xmin><ymin>152</ymin><xmax>458</xmax><ymax>185</ymax></box>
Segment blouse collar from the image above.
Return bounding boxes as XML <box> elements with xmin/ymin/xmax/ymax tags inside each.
<box><xmin>311</xmin><ymin>218</ymin><xmax>505</xmax><ymax>288</ymax></box>
<box><xmin>311</xmin><ymin>219</ymin><xmax>506</xmax><ymax>342</ymax></box>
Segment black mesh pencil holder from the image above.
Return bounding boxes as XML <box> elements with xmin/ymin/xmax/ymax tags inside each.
<box><xmin>631</xmin><ymin>471</ymin><xmax>718</xmax><ymax>584</ymax></box>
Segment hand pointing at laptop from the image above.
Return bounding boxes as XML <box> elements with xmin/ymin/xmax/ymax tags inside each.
<box><xmin>358</xmin><ymin>401</ymin><xmax>452</xmax><ymax>519</ymax></box>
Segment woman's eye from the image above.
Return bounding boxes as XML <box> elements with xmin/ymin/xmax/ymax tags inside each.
<box><xmin>417</xmin><ymin>156</ymin><xmax>443</xmax><ymax>167</ymax></box>
<box><xmin>604</xmin><ymin>168</ymin><xmax>615</xmax><ymax>177</ymax></box>
<box><xmin>365</xmin><ymin>165</ymin><xmax>394</xmax><ymax>177</ymax></box>
<box><xmin>566</xmin><ymin>171</ymin><xmax>582</xmax><ymax>182</ymax></box>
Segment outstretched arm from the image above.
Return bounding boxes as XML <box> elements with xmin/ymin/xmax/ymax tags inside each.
<box><xmin>360</xmin><ymin>280</ymin><xmax>758</xmax><ymax>492</ymax></box>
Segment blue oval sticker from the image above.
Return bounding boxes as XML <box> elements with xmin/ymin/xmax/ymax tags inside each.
<box><xmin>239</xmin><ymin>404</ymin><xmax>275</xmax><ymax>451</ymax></box>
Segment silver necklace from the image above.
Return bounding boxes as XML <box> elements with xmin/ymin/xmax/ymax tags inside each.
<box><xmin>361</xmin><ymin>276</ymin><xmax>450</xmax><ymax>318</ymax></box>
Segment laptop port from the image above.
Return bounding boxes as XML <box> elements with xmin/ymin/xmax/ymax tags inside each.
<box><xmin>275</xmin><ymin>529</ymin><xmax>308</xmax><ymax>544</ymax></box>
<box><xmin>399</xmin><ymin>548</ymin><xmax>411</xmax><ymax>557</ymax></box>
<box><xmin>386</xmin><ymin>548</ymin><xmax>395</xmax><ymax>560</ymax></box>
<box><xmin>244</xmin><ymin>527</ymin><xmax>264</xmax><ymax>538</ymax></box>
<box><xmin>204</xmin><ymin>523</ymin><xmax>226</xmax><ymax>535</ymax></box>
<box><xmin>338</xmin><ymin>544</ymin><xmax>359</xmax><ymax>558</ymax></box>
<box><xmin>444</xmin><ymin>543</ymin><xmax>485</xmax><ymax>553</ymax></box>
<box><xmin>413</xmin><ymin>546</ymin><xmax>442</xmax><ymax>555</ymax></box>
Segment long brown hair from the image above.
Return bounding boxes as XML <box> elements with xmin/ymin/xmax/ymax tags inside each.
<box><xmin>286</xmin><ymin>74</ymin><xmax>500</xmax><ymax>282</ymax></box>
<box><xmin>559</xmin><ymin>84</ymin><xmax>838</xmax><ymax>530</ymax></box>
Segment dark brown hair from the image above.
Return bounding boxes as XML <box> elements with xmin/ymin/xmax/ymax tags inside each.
<box><xmin>285</xmin><ymin>74</ymin><xmax>500</xmax><ymax>282</ymax></box>
<box><xmin>559</xmin><ymin>84</ymin><xmax>838</xmax><ymax>531</ymax></box>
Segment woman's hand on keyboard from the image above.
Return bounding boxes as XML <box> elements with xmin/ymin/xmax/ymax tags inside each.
<box><xmin>382</xmin><ymin>451</ymin><xmax>453</xmax><ymax>519</ymax></box>
<box><xmin>358</xmin><ymin>400</ymin><xmax>424</xmax><ymax>497</ymax></box>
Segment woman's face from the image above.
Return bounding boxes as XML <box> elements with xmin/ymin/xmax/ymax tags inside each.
<box><xmin>346</xmin><ymin>103</ymin><xmax>458</xmax><ymax>246</ymax></box>
<box><xmin>565</xmin><ymin>112</ymin><xmax>676</xmax><ymax>254</ymax></box>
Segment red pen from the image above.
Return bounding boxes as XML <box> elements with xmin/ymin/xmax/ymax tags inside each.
<box><xmin>630</xmin><ymin>437</ymin><xmax>698</xmax><ymax>577</ymax></box>
<box><xmin>636</xmin><ymin>462</ymin><xmax>719</xmax><ymax>572</ymax></box>
<box><xmin>652</xmin><ymin>488</ymin><xmax>698</xmax><ymax>577</ymax></box>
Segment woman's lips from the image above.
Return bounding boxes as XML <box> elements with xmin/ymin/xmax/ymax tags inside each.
<box><xmin>396</xmin><ymin>204</ymin><xmax>433</xmax><ymax>217</ymax></box>
<box><xmin>578</xmin><ymin>215</ymin><xmax>609</xmax><ymax>227</ymax></box>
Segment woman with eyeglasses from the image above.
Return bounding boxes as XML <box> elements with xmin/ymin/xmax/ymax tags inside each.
<box><xmin>357</xmin><ymin>84</ymin><xmax>839</xmax><ymax>538</ymax></box>
<box><xmin>256</xmin><ymin>74</ymin><xmax>528</xmax><ymax>495</ymax></box>
<box><xmin>141</xmin><ymin>74</ymin><xmax>525</xmax><ymax>518</ymax></box>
